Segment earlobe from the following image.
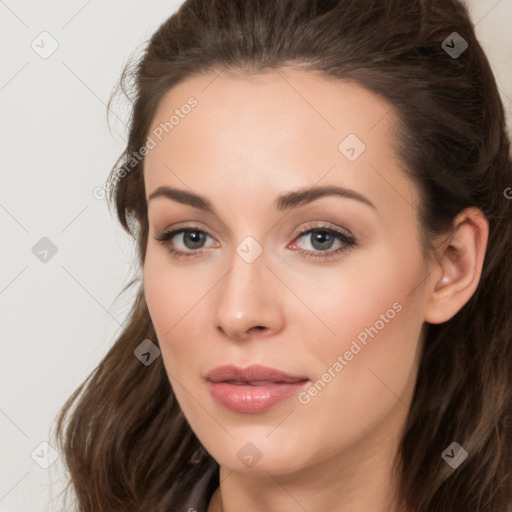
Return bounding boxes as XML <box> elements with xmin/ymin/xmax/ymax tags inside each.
<box><xmin>424</xmin><ymin>208</ymin><xmax>489</xmax><ymax>325</ymax></box>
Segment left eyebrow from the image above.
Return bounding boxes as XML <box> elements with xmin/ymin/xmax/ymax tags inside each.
<box><xmin>274</xmin><ymin>185</ymin><xmax>376</xmax><ymax>211</ymax></box>
<box><xmin>147</xmin><ymin>184</ymin><xmax>376</xmax><ymax>213</ymax></box>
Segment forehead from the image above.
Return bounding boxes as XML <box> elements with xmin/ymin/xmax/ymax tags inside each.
<box><xmin>143</xmin><ymin>67</ymin><xmax>418</xmax><ymax>215</ymax></box>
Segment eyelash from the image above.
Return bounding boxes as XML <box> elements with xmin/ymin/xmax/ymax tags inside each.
<box><xmin>153</xmin><ymin>223</ymin><xmax>357</xmax><ymax>261</ymax></box>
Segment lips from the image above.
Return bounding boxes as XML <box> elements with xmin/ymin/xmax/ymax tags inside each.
<box><xmin>206</xmin><ymin>364</ymin><xmax>309</xmax><ymax>413</ymax></box>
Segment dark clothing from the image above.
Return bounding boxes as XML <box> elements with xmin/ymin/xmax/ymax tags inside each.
<box><xmin>187</xmin><ymin>464</ymin><xmax>218</xmax><ymax>511</ymax></box>
<box><xmin>166</xmin><ymin>462</ymin><xmax>219</xmax><ymax>512</ymax></box>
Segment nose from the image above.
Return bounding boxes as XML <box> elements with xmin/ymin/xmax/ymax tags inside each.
<box><xmin>212</xmin><ymin>249</ymin><xmax>285</xmax><ymax>342</ymax></box>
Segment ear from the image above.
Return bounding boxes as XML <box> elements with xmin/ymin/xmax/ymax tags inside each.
<box><xmin>423</xmin><ymin>207</ymin><xmax>489</xmax><ymax>324</ymax></box>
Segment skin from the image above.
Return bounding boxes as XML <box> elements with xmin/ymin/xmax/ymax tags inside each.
<box><xmin>142</xmin><ymin>67</ymin><xmax>488</xmax><ymax>512</ymax></box>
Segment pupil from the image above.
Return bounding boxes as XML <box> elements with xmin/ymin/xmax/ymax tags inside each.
<box><xmin>185</xmin><ymin>231</ymin><xmax>204</xmax><ymax>249</ymax></box>
<box><xmin>312</xmin><ymin>230</ymin><xmax>333</xmax><ymax>250</ymax></box>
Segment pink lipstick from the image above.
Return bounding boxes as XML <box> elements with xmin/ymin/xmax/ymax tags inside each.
<box><xmin>206</xmin><ymin>364</ymin><xmax>309</xmax><ymax>413</ymax></box>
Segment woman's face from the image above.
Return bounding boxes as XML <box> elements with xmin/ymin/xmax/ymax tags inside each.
<box><xmin>143</xmin><ymin>68</ymin><xmax>433</xmax><ymax>475</ymax></box>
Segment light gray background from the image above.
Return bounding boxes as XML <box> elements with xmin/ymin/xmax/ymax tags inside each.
<box><xmin>1</xmin><ymin>1</ymin><xmax>511</xmax><ymax>510</ymax></box>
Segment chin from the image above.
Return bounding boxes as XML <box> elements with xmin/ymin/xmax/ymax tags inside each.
<box><xmin>202</xmin><ymin>435</ymin><xmax>309</xmax><ymax>475</ymax></box>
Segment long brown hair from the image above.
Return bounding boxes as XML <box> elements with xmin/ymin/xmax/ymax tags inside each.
<box><xmin>54</xmin><ymin>0</ymin><xmax>512</xmax><ymax>510</ymax></box>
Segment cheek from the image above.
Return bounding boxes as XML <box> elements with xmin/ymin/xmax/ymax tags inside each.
<box><xmin>144</xmin><ymin>246</ymin><xmax>203</xmax><ymax>327</ymax></box>
<box><xmin>292</xmin><ymin>239</ymin><xmax>425</xmax><ymax>356</ymax></box>
<box><xmin>143</xmin><ymin>249</ymin><xmax>215</xmax><ymax>371</ymax></box>
<box><xmin>294</xmin><ymin>244</ymin><xmax>426</xmax><ymax>445</ymax></box>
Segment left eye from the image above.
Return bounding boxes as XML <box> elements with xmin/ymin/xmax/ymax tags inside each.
<box><xmin>154</xmin><ymin>225</ymin><xmax>356</xmax><ymax>260</ymax></box>
<box><xmin>293</xmin><ymin>228</ymin><xmax>347</xmax><ymax>252</ymax></box>
<box><xmin>289</xmin><ymin>227</ymin><xmax>356</xmax><ymax>260</ymax></box>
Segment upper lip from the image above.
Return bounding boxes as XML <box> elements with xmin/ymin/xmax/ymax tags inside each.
<box><xmin>206</xmin><ymin>364</ymin><xmax>308</xmax><ymax>384</ymax></box>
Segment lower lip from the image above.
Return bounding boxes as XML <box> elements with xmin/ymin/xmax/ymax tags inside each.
<box><xmin>208</xmin><ymin>381</ymin><xmax>309</xmax><ymax>413</ymax></box>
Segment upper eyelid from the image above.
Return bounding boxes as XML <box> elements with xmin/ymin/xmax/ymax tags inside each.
<box><xmin>158</xmin><ymin>221</ymin><xmax>349</xmax><ymax>235</ymax></box>
<box><xmin>157</xmin><ymin>222</ymin><xmax>354</xmax><ymax>246</ymax></box>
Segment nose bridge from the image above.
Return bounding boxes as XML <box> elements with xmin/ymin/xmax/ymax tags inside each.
<box><xmin>212</xmin><ymin>240</ymin><xmax>284</xmax><ymax>339</ymax></box>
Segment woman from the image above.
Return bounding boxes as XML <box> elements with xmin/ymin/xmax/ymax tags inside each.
<box><xmin>54</xmin><ymin>0</ymin><xmax>512</xmax><ymax>511</ymax></box>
